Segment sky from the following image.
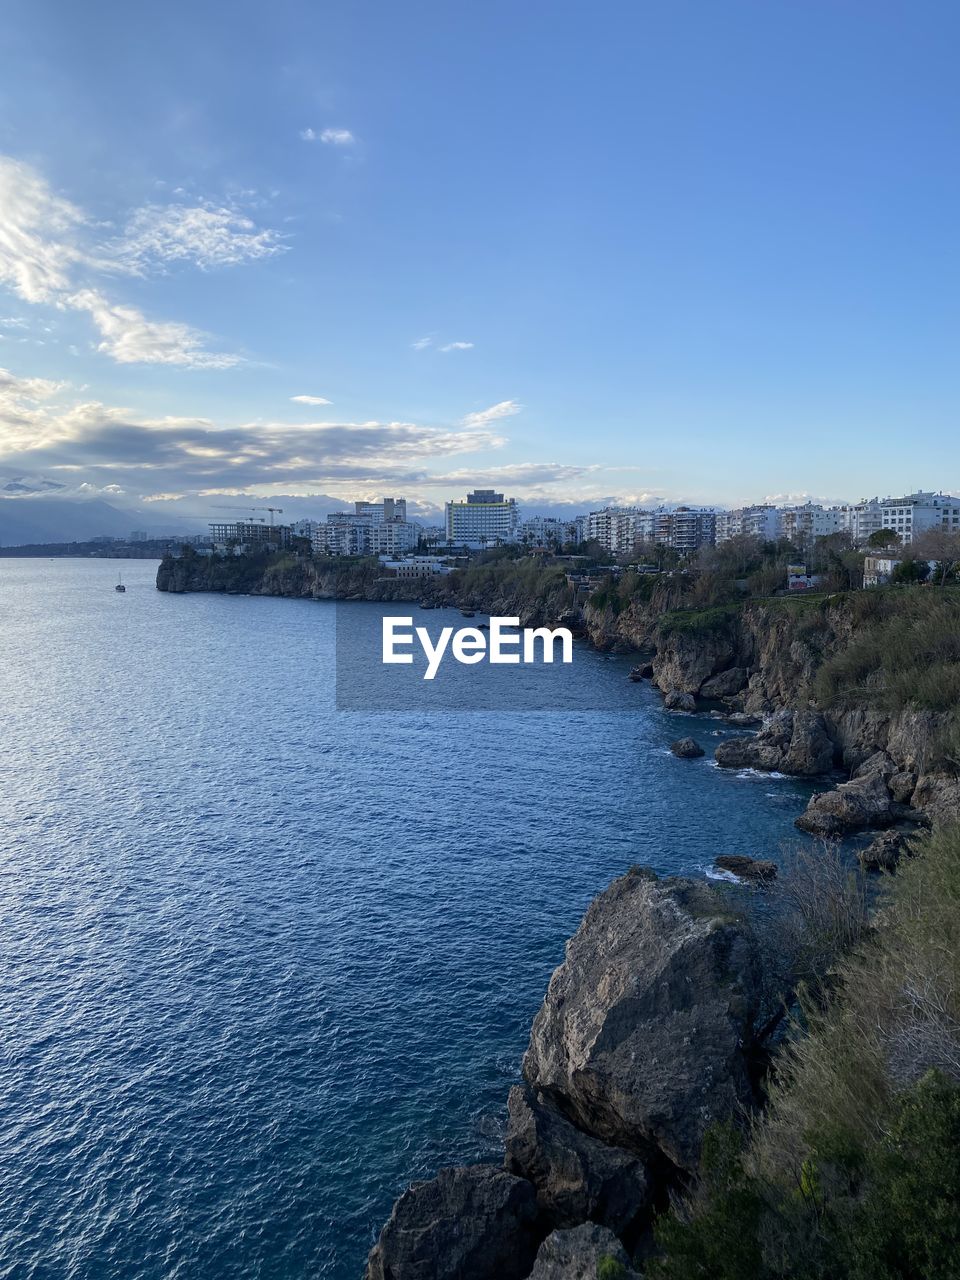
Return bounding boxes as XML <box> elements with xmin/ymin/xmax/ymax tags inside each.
<box><xmin>0</xmin><ymin>0</ymin><xmax>959</xmax><ymax>528</ymax></box>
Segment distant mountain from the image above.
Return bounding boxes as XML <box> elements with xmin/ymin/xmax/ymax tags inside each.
<box><xmin>0</xmin><ymin>498</ymin><xmax>173</xmax><ymax>547</ymax></box>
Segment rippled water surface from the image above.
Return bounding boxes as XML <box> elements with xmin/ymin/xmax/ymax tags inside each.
<box><xmin>0</xmin><ymin>558</ymin><xmax>816</xmax><ymax>1279</ymax></box>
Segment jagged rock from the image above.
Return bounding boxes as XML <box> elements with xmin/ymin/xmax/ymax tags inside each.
<box><xmin>912</xmin><ymin>773</ymin><xmax>960</xmax><ymax>827</ymax></box>
<box><xmin>670</xmin><ymin>737</ymin><xmax>704</xmax><ymax>759</ymax></box>
<box><xmin>522</xmin><ymin>868</ymin><xmax>761</xmax><ymax>1173</ymax></box>
<box><xmin>628</xmin><ymin>662</ymin><xmax>654</xmax><ymax>682</ymax></box>
<box><xmin>714</xmin><ymin>855</ymin><xmax>777</xmax><ymax>882</ymax></box>
<box><xmin>504</xmin><ymin>1084</ymin><xmax>649</xmax><ymax>1234</ymax></box>
<box><xmin>888</xmin><ymin>771</ymin><xmax>917</xmax><ymax>804</ymax></box>
<box><xmin>699</xmin><ymin>667</ymin><xmax>749</xmax><ymax>699</ymax></box>
<box><xmin>364</xmin><ymin>1165</ymin><xmax>539</xmax><ymax>1280</ymax></box>
<box><xmin>857</xmin><ymin>830</ymin><xmax>911</xmax><ymax>873</ymax></box>
<box><xmin>852</xmin><ymin>751</ymin><xmax>897</xmax><ymax>780</ymax></box>
<box><xmin>714</xmin><ymin>709</ymin><xmax>833</xmax><ymax>776</ymax></box>
<box><xmin>725</xmin><ymin>711</ymin><xmax>762</xmax><ymax>727</ymax></box>
<box><xmin>526</xmin><ymin>1223</ymin><xmax>639</xmax><ymax>1279</ymax></box>
<box><xmin>795</xmin><ymin>770</ymin><xmax>895</xmax><ymax>837</ymax></box>
<box><xmin>664</xmin><ymin>689</ymin><xmax>696</xmax><ymax>712</ymax></box>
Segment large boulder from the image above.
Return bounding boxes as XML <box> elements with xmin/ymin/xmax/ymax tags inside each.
<box><xmin>526</xmin><ymin>1223</ymin><xmax>639</xmax><ymax>1280</ymax></box>
<box><xmin>795</xmin><ymin>770</ymin><xmax>895</xmax><ymax>837</ymax></box>
<box><xmin>364</xmin><ymin>1165</ymin><xmax>540</xmax><ymax>1280</ymax></box>
<box><xmin>857</xmin><ymin>829</ymin><xmax>912</xmax><ymax>873</ymax></box>
<box><xmin>664</xmin><ymin>689</ymin><xmax>696</xmax><ymax>712</ymax></box>
<box><xmin>670</xmin><ymin>737</ymin><xmax>704</xmax><ymax>759</ymax></box>
<box><xmin>714</xmin><ymin>710</ymin><xmax>834</xmax><ymax>776</ymax></box>
<box><xmin>522</xmin><ymin>868</ymin><xmax>761</xmax><ymax>1173</ymax></box>
<box><xmin>911</xmin><ymin>773</ymin><xmax>960</xmax><ymax>828</ymax></box>
<box><xmin>504</xmin><ymin>1084</ymin><xmax>649</xmax><ymax>1234</ymax></box>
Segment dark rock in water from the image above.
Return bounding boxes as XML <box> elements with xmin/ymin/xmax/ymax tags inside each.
<box><xmin>714</xmin><ymin>855</ymin><xmax>777</xmax><ymax>883</ymax></box>
<box><xmin>527</xmin><ymin>1223</ymin><xmax>639</xmax><ymax>1279</ymax></box>
<box><xmin>664</xmin><ymin>689</ymin><xmax>696</xmax><ymax>712</ymax></box>
<box><xmin>522</xmin><ymin>868</ymin><xmax>761</xmax><ymax>1173</ymax></box>
<box><xmin>699</xmin><ymin>667</ymin><xmax>748</xmax><ymax>699</ymax></box>
<box><xmin>670</xmin><ymin>737</ymin><xmax>704</xmax><ymax>759</ymax></box>
<box><xmin>504</xmin><ymin>1084</ymin><xmax>649</xmax><ymax>1235</ymax></box>
<box><xmin>714</xmin><ymin>709</ymin><xmax>833</xmax><ymax>776</ymax></box>
<box><xmin>857</xmin><ymin>829</ymin><xmax>913</xmax><ymax>873</ymax></box>
<box><xmin>364</xmin><ymin>1165</ymin><xmax>539</xmax><ymax>1280</ymax></box>
<box><xmin>795</xmin><ymin>770</ymin><xmax>895</xmax><ymax>837</ymax></box>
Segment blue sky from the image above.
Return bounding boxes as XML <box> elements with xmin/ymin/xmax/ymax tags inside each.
<box><xmin>0</xmin><ymin>0</ymin><xmax>958</xmax><ymax>523</ymax></box>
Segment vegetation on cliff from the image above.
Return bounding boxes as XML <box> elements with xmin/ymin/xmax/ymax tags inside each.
<box><xmin>649</xmin><ymin>822</ymin><xmax>960</xmax><ymax>1280</ymax></box>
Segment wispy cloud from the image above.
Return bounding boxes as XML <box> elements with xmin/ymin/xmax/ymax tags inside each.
<box><xmin>107</xmin><ymin>203</ymin><xmax>285</xmax><ymax>273</ymax></box>
<box><xmin>411</xmin><ymin>335</ymin><xmax>433</xmax><ymax>350</ymax></box>
<box><xmin>460</xmin><ymin>400</ymin><xmax>521</xmax><ymax>428</ymax></box>
<box><xmin>291</xmin><ymin>394</ymin><xmax>332</xmax><ymax>405</ymax></box>
<box><xmin>301</xmin><ymin>127</ymin><xmax>356</xmax><ymax>146</ymax></box>
<box><xmin>0</xmin><ymin>155</ymin><xmax>275</xmax><ymax>368</ymax></box>
<box><xmin>440</xmin><ymin>341</ymin><xmax>473</xmax><ymax>352</ymax></box>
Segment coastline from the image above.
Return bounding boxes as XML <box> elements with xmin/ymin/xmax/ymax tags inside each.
<box><xmin>156</xmin><ymin>551</ymin><xmax>960</xmax><ymax>1277</ymax></box>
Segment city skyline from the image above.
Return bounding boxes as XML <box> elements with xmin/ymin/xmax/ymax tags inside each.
<box><xmin>2</xmin><ymin>1</ymin><xmax>960</xmax><ymax>528</ymax></box>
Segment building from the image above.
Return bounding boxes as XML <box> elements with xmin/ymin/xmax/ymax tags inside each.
<box><xmin>841</xmin><ymin>492</ymin><xmax>960</xmax><ymax>546</ymax></box>
<box><xmin>779</xmin><ymin>504</ymin><xmax>845</xmax><ymax>549</ymax></box>
<box><xmin>444</xmin><ymin>490</ymin><xmax>520</xmax><ymax>547</ymax></box>
<box><xmin>208</xmin><ymin>521</ymin><xmax>292</xmax><ymax>551</ymax></box>
<box><xmin>652</xmin><ymin>507</ymin><xmax>716</xmax><ymax>553</ymax></box>
<box><xmin>518</xmin><ymin>516</ymin><xmax>582</xmax><ymax>547</ymax></box>
<box><xmin>715</xmin><ymin>505</ymin><xmax>780</xmax><ymax>544</ymax></box>
<box><xmin>583</xmin><ymin>508</ymin><xmax>649</xmax><ymax>554</ymax></box>
<box><xmin>379</xmin><ymin>555</ymin><xmax>454</xmax><ymax>579</ymax></box>
<box><xmin>129</xmin><ymin>530</ymin><xmax>149</xmax><ymax>543</ymax></box>
<box><xmin>319</xmin><ymin>498</ymin><xmax>420</xmax><ymax>556</ymax></box>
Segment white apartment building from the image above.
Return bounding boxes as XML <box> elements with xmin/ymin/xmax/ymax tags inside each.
<box><xmin>518</xmin><ymin>516</ymin><xmax>582</xmax><ymax>547</ymax></box>
<box><xmin>319</xmin><ymin>497</ymin><xmax>419</xmax><ymax>556</ymax></box>
<box><xmin>379</xmin><ymin>556</ymin><xmax>454</xmax><ymax>579</ymax></box>
<box><xmin>583</xmin><ymin>508</ymin><xmax>648</xmax><ymax>554</ymax></box>
<box><xmin>715</xmin><ymin>505</ymin><xmax>780</xmax><ymax>544</ymax></box>
<box><xmin>444</xmin><ymin>490</ymin><xmax>520</xmax><ymax>547</ymax></box>
<box><xmin>779</xmin><ymin>504</ymin><xmax>845</xmax><ymax>548</ymax></box>
<box><xmin>841</xmin><ymin>492</ymin><xmax>960</xmax><ymax>546</ymax></box>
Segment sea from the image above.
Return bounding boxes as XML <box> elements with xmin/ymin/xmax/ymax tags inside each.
<box><xmin>0</xmin><ymin>557</ymin><xmax>818</xmax><ymax>1279</ymax></box>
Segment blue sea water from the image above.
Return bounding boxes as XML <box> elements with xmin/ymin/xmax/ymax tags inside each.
<box><xmin>0</xmin><ymin>558</ymin><xmax>817</xmax><ymax>1280</ymax></box>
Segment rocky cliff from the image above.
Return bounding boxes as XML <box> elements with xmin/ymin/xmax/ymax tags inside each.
<box><xmin>364</xmin><ymin>869</ymin><xmax>766</xmax><ymax>1279</ymax></box>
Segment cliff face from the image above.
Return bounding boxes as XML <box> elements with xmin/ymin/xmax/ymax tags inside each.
<box><xmin>364</xmin><ymin>869</ymin><xmax>765</xmax><ymax>1280</ymax></box>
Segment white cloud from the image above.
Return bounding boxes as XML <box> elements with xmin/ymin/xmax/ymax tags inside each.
<box><xmin>440</xmin><ymin>341</ymin><xmax>474</xmax><ymax>352</ymax></box>
<box><xmin>411</xmin><ymin>336</ymin><xmax>432</xmax><ymax>350</ymax></box>
<box><xmin>108</xmin><ymin>203</ymin><xmax>285</xmax><ymax>273</ymax></box>
<box><xmin>321</xmin><ymin>128</ymin><xmax>355</xmax><ymax>146</ymax></box>
<box><xmin>300</xmin><ymin>127</ymin><xmax>356</xmax><ymax>146</ymax></box>
<box><xmin>291</xmin><ymin>394</ymin><xmax>332</xmax><ymax>405</ymax></box>
<box><xmin>65</xmin><ymin>289</ymin><xmax>241</xmax><ymax>369</ymax></box>
<box><xmin>0</xmin><ymin>155</ymin><xmax>272</xmax><ymax>368</ymax></box>
<box><xmin>460</xmin><ymin>400</ymin><xmax>522</xmax><ymax>428</ymax></box>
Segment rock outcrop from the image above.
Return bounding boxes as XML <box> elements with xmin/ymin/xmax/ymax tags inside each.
<box><xmin>526</xmin><ymin>1223</ymin><xmax>639</xmax><ymax>1279</ymax></box>
<box><xmin>364</xmin><ymin>1165</ymin><xmax>540</xmax><ymax>1280</ymax></box>
<box><xmin>670</xmin><ymin>737</ymin><xmax>704</xmax><ymax>759</ymax></box>
<box><xmin>699</xmin><ymin>667</ymin><xmax>749</xmax><ymax>699</ymax></box>
<box><xmin>714</xmin><ymin>710</ymin><xmax>834</xmax><ymax>777</ymax></box>
<box><xmin>663</xmin><ymin>689</ymin><xmax>696</xmax><ymax>712</ymax></box>
<box><xmin>795</xmin><ymin>769</ymin><xmax>896</xmax><ymax>837</ymax></box>
<box><xmin>522</xmin><ymin>868</ymin><xmax>762</xmax><ymax>1173</ymax></box>
<box><xmin>504</xmin><ymin>1085</ymin><xmax>649</xmax><ymax>1234</ymax></box>
<box><xmin>714</xmin><ymin>855</ymin><xmax>777</xmax><ymax>882</ymax></box>
<box><xmin>857</xmin><ymin>829</ymin><xmax>912</xmax><ymax>873</ymax></box>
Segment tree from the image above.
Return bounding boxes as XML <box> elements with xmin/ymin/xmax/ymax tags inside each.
<box><xmin>867</xmin><ymin>528</ymin><xmax>901</xmax><ymax>549</ymax></box>
<box><xmin>912</xmin><ymin>528</ymin><xmax>960</xmax><ymax>586</ymax></box>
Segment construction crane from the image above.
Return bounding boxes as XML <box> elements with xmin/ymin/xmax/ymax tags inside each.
<box><xmin>211</xmin><ymin>505</ymin><xmax>284</xmax><ymax>524</ymax></box>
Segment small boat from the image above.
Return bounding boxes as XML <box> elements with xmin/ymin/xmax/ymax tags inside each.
<box><xmin>115</xmin><ymin>574</ymin><xmax>126</xmax><ymax>593</ymax></box>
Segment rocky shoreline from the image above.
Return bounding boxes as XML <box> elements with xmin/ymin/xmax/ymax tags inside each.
<box><xmin>157</xmin><ymin>555</ymin><xmax>960</xmax><ymax>1276</ymax></box>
